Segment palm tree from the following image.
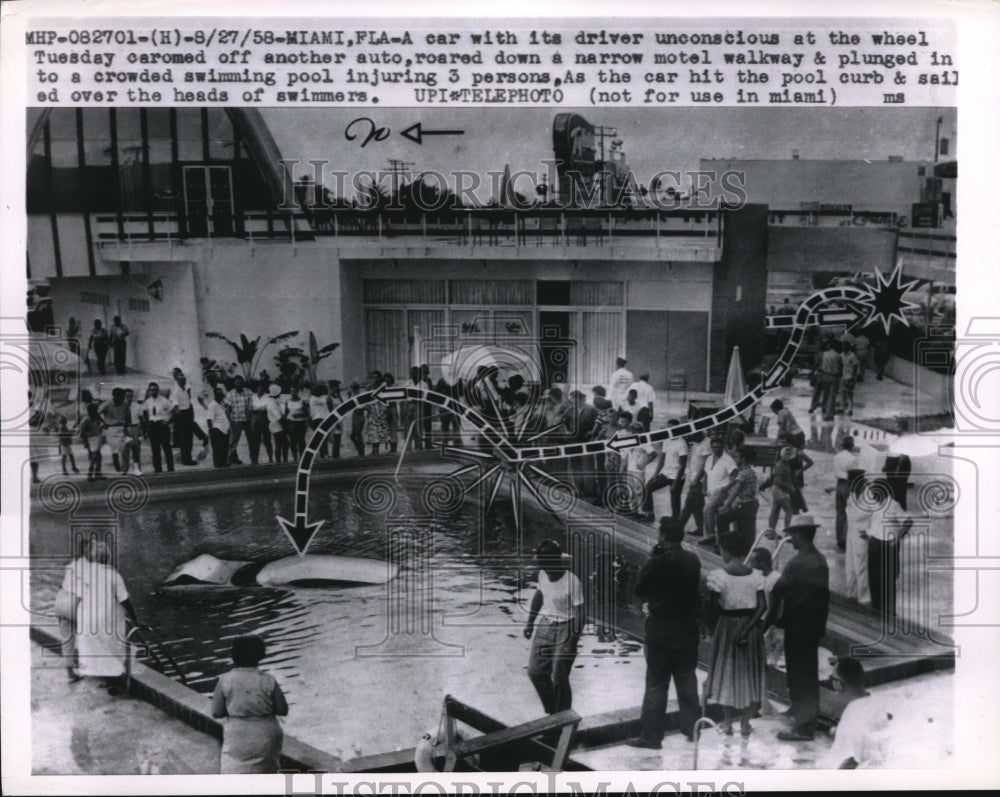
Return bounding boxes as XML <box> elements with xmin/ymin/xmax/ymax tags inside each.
<box><xmin>205</xmin><ymin>330</ymin><xmax>299</xmax><ymax>381</ymax></box>
<box><xmin>307</xmin><ymin>331</ymin><xmax>340</xmax><ymax>383</ymax></box>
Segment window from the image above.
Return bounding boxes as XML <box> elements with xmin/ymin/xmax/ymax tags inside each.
<box><xmin>206</xmin><ymin>109</ymin><xmax>235</xmax><ymax>160</ymax></box>
<box><xmin>450</xmin><ymin>280</ymin><xmax>533</xmax><ymax>305</ymax></box>
<box><xmin>537</xmin><ymin>280</ymin><xmax>623</xmax><ymax>306</ymax></box>
<box><xmin>176</xmin><ymin>109</ymin><xmax>203</xmax><ymax>162</ymax></box>
<box><xmin>363</xmin><ymin>280</ymin><xmax>446</xmax><ymax>304</ymax></box>
<box><xmin>537</xmin><ymin>280</ymin><xmax>571</xmax><ymax>306</ymax></box>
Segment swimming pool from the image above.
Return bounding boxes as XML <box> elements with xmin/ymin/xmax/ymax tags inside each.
<box><xmin>31</xmin><ymin>472</ymin><xmax>647</xmax><ymax>759</ymax></box>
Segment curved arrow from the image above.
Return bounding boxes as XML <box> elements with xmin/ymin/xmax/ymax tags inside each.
<box><xmin>277</xmin><ymin>383</ymin><xmax>513</xmax><ymax>555</ymax></box>
<box><xmin>509</xmin><ymin>285</ymin><xmax>874</xmax><ymax>461</ymax></box>
<box><xmin>280</xmin><ymin>284</ymin><xmax>879</xmax><ymax>554</ymax></box>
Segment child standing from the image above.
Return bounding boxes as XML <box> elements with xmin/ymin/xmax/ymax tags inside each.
<box><xmin>211</xmin><ymin>635</ymin><xmax>289</xmax><ymax>774</ymax></box>
<box><xmin>704</xmin><ymin>533</ymin><xmax>767</xmax><ymax>736</ymax></box>
<box><xmin>750</xmin><ymin>546</ymin><xmax>784</xmax><ymax>713</ymax></box>
<box><xmin>57</xmin><ymin>415</ymin><xmax>80</xmax><ymax>475</ymax></box>
<box><xmin>78</xmin><ymin>403</ymin><xmax>106</xmax><ymax>481</ymax></box>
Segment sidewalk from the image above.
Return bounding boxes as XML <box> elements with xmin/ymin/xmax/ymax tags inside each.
<box><xmin>31</xmin><ymin>640</ymin><xmax>219</xmax><ymax>775</ymax></box>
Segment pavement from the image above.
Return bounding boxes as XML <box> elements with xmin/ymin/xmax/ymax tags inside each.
<box><xmin>30</xmin><ymin>640</ymin><xmax>219</xmax><ymax>775</ymax></box>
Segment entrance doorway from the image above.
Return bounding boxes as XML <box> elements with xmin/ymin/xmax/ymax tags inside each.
<box><xmin>626</xmin><ymin>310</ymin><xmax>708</xmax><ymax>391</ymax></box>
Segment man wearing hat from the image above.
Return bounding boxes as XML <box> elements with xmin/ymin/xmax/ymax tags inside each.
<box><xmin>762</xmin><ymin>513</ymin><xmax>830</xmax><ymax>741</ymax></box>
<box><xmin>524</xmin><ymin>540</ymin><xmax>585</xmax><ymax>714</ymax></box>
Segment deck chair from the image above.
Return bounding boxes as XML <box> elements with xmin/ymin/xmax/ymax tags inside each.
<box><xmin>666</xmin><ymin>370</ymin><xmax>688</xmax><ymax>402</ymax></box>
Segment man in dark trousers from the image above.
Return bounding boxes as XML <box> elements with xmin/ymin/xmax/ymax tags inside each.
<box><xmin>762</xmin><ymin>513</ymin><xmax>830</xmax><ymax>741</ymax></box>
<box><xmin>109</xmin><ymin>315</ymin><xmax>130</xmax><ymax>375</ymax></box>
<box><xmin>523</xmin><ymin>539</ymin><xmax>585</xmax><ymax>714</ymax></box>
<box><xmin>171</xmin><ymin>369</ymin><xmax>205</xmax><ymax>466</ymax></box>
<box><xmin>626</xmin><ymin>517</ymin><xmax>702</xmax><ymax>749</ymax></box>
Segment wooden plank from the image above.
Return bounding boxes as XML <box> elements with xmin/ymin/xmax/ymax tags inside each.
<box><xmin>550</xmin><ymin>722</ymin><xmax>580</xmax><ymax>770</ymax></box>
<box><xmin>338</xmin><ymin>748</ymin><xmax>416</xmax><ymax>773</ymax></box>
<box><xmin>454</xmin><ymin>710</ymin><xmax>581</xmax><ymax>757</ymax></box>
<box><xmin>441</xmin><ymin>696</ymin><xmax>591</xmax><ymax>771</ymax></box>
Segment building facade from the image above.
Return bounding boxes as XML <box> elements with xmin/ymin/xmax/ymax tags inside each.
<box><xmin>27</xmin><ymin>107</ymin><xmax>768</xmax><ymax>393</ymax></box>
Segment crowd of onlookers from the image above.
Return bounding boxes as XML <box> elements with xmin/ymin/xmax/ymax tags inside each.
<box><xmin>807</xmin><ymin>328</ymin><xmax>888</xmax><ymax>421</ymax></box>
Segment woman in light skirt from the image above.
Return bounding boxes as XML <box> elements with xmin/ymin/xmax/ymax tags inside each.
<box><xmin>704</xmin><ymin>532</ymin><xmax>767</xmax><ymax>736</ymax></box>
<box><xmin>61</xmin><ymin>538</ymin><xmax>140</xmax><ymax>695</ymax></box>
<box><xmin>212</xmin><ymin>635</ymin><xmax>289</xmax><ymax>773</ymax></box>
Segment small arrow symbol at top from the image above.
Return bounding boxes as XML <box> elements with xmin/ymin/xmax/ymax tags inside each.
<box><xmin>400</xmin><ymin>122</ymin><xmax>465</xmax><ymax>145</ymax></box>
<box><xmin>276</xmin><ymin>515</ymin><xmax>325</xmax><ymax>557</ymax></box>
<box><xmin>817</xmin><ymin>302</ymin><xmax>867</xmax><ymax>329</ymax></box>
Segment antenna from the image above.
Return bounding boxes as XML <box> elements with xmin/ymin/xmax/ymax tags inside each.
<box><xmin>386</xmin><ymin>159</ymin><xmax>416</xmax><ymax>200</ymax></box>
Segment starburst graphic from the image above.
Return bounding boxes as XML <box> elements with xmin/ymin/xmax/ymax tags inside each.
<box><xmin>858</xmin><ymin>262</ymin><xmax>922</xmax><ymax>334</ymax></box>
<box><xmin>438</xmin><ymin>400</ymin><xmax>576</xmax><ymax>535</ymax></box>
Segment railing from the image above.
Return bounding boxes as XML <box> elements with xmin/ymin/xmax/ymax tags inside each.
<box><xmin>767</xmin><ymin>209</ymin><xmax>900</xmax><ymax>228</ymax></box>
<box><xmin>896</xmin><ymin>229</ymin><xmax>957</xmax><ymax>261</ymax></box>
<box><xmin>95</xmin><ymin>207</ymin><xmax>724</xmax><ymax>248</ymax></box>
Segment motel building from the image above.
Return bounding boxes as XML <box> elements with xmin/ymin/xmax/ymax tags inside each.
<box><xmin>26</xmin><ymin>107</ymin><xmax>773</xmax><ymax>394</ymax></box>
<box><xmin>701</xmin><ymin>148</ymin><xmax>957</xmax><ymax>307</ymax></box>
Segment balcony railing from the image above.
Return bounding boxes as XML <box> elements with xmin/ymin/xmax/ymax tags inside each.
<box><xmin>95</xmin><ymin>207</ymin><xmax>723</xmax><ymax>249</ymax></box>
<box><xmin>768</xmin><ymin>209</ymin><xmax>901</xmax><ymax>228</ymax></box>
<box><xmin>896</xmin><ymin>229</ymin><xmax>957</xmax><ymax>261</ymax></box>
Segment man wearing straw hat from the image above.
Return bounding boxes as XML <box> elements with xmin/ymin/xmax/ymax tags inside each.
<box><xmin>761</xmin><ymin>513</ymin><xmax>830</xmax><ymax>741</ymax></box>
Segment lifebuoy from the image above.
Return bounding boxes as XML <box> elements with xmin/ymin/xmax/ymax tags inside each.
<box><xmin>413</xmin><ymin>727</ymin><xmax>478</xmax><ymax>772</ymax></box>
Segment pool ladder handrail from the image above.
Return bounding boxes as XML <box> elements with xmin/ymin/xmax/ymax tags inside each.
<box><xmin>691</xmin><ymin>716</ymin><xmax>719</xmax><ymax>770</ymax></box>
<box><xmin>126</xmin><ymin>625</ymin><xmax>189</xmax><ymax>685</ymax></box>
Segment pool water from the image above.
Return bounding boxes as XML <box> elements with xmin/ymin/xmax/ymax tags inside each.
<box><xmin>31</xmin><ymin>477</ymin><xmax>647</xmax><ymax>759</ymax></box>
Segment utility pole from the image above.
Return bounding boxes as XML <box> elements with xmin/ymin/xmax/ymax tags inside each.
<box><xmin>592</xmin><ymin>126</ymin><xmax>617</xmax><ymax>207</ymax></box>
<box><xmin>386</xmin><ymin>159</ymin><xmax>415</xmax><ymax>203</ymax></box>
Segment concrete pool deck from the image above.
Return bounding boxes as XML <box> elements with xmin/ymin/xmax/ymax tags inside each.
<box><xmin>30</xmin><ymin>637</ymin><xmax>220</xmax><ymax>776</ymax></box>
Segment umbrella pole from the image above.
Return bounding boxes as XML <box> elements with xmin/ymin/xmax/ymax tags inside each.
<box><xmin>395</xmin><ymin>420</ymin><xmax>417</xmax><ymax>480</ymax></box>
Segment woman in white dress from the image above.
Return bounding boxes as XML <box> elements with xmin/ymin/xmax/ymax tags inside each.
<box><xmin>704</xmin><ymin>532</ymin><xmax>767</xmax><ymax>736</ymax></box>
<box><xmin>844</xmin><ymin>470</ymin><xmax>872</xmax><ymax>605</ymax></box>
<box><xmin>61</xmin><ymin>538</ymin><xmax>139</xmax><ymax>695</ymax></box>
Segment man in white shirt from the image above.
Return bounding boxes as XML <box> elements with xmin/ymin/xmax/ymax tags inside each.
<box><xmin>678</xmin><ymin>432</ymin><xmax>711</xmax><ymax>536</ymax></box>
<box><xmin>825</xmin><ymin>657</ymin><xmax>892</xmax><ymax>769</ymax></box>
<box><xmin>639</xmin><ymin>419</ymin><xmax>689</xmax><ymax>520</ymax></box>
<box><xmin>141</xmin><ymin>382</ymin><xmax>175</xmax><ymax>473</ymax></box>
<box><xmin>524</xmin><ymin>539</ymin><xmax>585</xmax><ymax>714</ymax></box>
<box><xmin>170</xmin><ymin>368</ymin><xmax>202</xmax><ymax>466</ymax></box>
<box><xmin>833</xmin><ymin>435</ymin><xmax>860</xmax><ymax>551</ymax></box>
<box><xmin>698</xmin><ymin>436</ymin><xmax>737</xmax><ymax>548</ymax></box>
<box><xmin>629</xmin><ymin>373</ymin><xmax>656</xmax><ymax>424</ymax></box>
<box><xmin>205</xmin><ymin>386</ymin><xmax>231</xmax><ymax>468</ymax></box>
<box><xmin>608</xmin><ymin>357</ymin><xmax>635</xmax><ymax>410</ymax></box>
